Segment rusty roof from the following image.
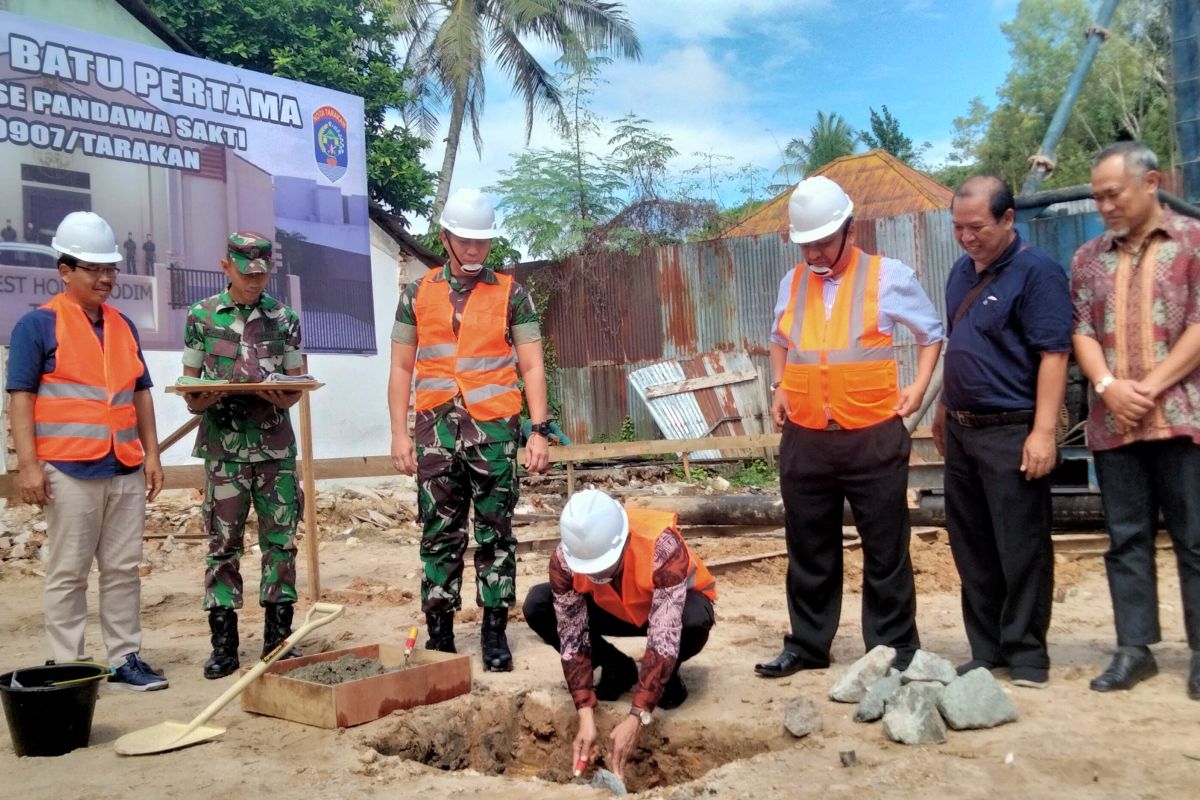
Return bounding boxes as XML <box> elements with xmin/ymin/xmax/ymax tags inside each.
<box><xmin>721</xmin><ymin>149</ymin><xmax>954</xmax><ymax>239</ymax></box>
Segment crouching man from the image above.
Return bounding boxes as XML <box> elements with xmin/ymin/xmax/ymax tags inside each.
<box><xmin>523</xmin><ymin>489</ymin><xmax>716</xmax><ymax>778</ymax></box>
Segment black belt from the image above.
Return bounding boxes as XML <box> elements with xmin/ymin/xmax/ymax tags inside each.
<box><xmin>948</xmin><ymin>409</ymin><xmax>1035</xmax><ymax>429</ymax></box>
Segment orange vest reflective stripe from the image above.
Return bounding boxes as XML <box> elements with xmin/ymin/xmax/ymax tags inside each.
<box><xmin>412</xmin><ymin>270</ymin><xmax>521</xmax><ymax>421</ymax></box>
<box><xmin>573</xmin><ymin>508</ymin><xmax>717</xmax><ymax>627</ymax></box>
<box><xmin>34</xmin><ymin>293</ymin><xmax>145</xmax><ymax>466</ymax></box>
<box><xmin>777</xmin><ymin>248</ymin><xmax>898</xmax><ymax>430</ymax></box>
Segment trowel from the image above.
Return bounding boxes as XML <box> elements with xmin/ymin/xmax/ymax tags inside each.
<box><xmin>113</xmin><ymin>603</ymin><xmax>345</xmax><ymax>756</ymax></box>
<box><xmin>403</xmin><ymin>626</ymin><xmax>419</xmax><ymax>666</ymax></box>
<box><xmin>573</xmin><ymin>758</ymin><xmax>627</xmax><ymax>796</ymax></box>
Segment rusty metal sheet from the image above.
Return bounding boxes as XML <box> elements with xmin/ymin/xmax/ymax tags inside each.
<box><xmin>628</xmin><ymin>351</ymin><xmax>767</xmax><ymax>460</ymax></box>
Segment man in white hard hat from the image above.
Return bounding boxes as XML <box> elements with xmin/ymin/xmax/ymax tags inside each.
<box><xmin>5</xmin><ymin>211</ymin><xmax>167</xmax><ymax>690</ymax></box>
<box><xmin>389</xmin><ymin>188</ymin><xmax>551</xmax><ymax>672</ymax></box>
<box><xmin>523</xmin><ymin>489</ymin><xmax>716</xmax><ymax>781</ymax></box>
<box><xmin>756</xmin><ymin>176</ymin><xmax>944</xmax><ymax>678</ymax></box>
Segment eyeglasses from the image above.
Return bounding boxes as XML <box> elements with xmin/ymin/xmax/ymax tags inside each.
<box><xmin>73</xmin><ymin>263</ymin><xmax>120</xmax><ymax>278</ymax></box>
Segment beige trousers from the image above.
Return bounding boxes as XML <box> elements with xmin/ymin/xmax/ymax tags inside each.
<box><xmin>43</xmin><ymin>465</ymin><xmax>146</xmax><ymax>665</ymax></box>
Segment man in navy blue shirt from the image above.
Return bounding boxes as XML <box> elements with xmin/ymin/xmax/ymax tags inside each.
<box><xmin>932</xmin><ymin>176</ymin><xmax>1071</xmax><ymax>688</ymax></box>
<box><xmin>6</xmin><ymin>211</ymin><xmax>167</xmax><ymax>691</ymax></box>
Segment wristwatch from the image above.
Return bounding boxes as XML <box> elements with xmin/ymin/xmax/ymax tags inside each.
<box><xmin>771</xmin><ymin>380</ymin><xmax>783</xmax><ymax>392</ymax></box>
<box><xmin>629</xmin><ymin>707</ymin><xmax>652</xmax><ymax>727</ymax></box>
<box><xmin>529</xmin><ymin>421</ymin><xmax>553</xmax><ymax>438</ymax></box>
<box><xmin>1094</xmin><ymin>375</ymin><xmax>1115</xmax><ymax>395</ymax></box>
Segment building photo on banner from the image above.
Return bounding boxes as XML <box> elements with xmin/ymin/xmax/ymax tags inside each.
<box><xmin>0</xmin><ymin>11</ymin><xmax>374</xmax><ymax>354</ymax></box>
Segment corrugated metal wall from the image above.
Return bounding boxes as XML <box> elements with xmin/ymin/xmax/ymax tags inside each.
<box><xmin>516</xmin><ymin>208</ymin><xmax>1091</xmax><ymax>443</ymax></box>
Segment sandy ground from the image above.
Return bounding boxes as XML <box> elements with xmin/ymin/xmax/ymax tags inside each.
<box><xmin>2</xmin><ymin>478</ymin><xmax>1199</xmax><ymax>800</ymax></box>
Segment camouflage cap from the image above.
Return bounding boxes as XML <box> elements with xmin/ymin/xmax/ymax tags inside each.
<box><xmin>227</xmin><ymin>231</ymin><xmax>272</xmax><ymax>274</ymax></box>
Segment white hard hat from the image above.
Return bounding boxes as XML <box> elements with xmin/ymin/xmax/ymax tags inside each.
<box><xmin>439</xmin><ymin>188</ymin><xmax>499</xmax><ymax>239</ymax></box>
<box><xmin>51</xmin><ymin>212</ymin><xmax>121</xmax><ymax>263</ymax></box>
<box><xmin>559</xmin><ymin>489</ymin><xmax>629</xmax><ymax>575</ymax></box>
<box><xmin>788</xmin><ymin>176</ymin><xmax>854</xmax><ymax>244</ymax></box>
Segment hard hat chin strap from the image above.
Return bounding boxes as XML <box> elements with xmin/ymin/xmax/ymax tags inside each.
<box><xmin>443</xmin><ymin>233</ymin><xmax>483</xmax><ymax>275</ymax></box>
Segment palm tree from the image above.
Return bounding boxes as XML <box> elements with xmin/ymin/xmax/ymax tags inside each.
<box><xmin>775</xmin><ymin>111</ymin><xmax>856</xmax><ymax>183</ymax></box>
<box><xmin>394</xmin><ymin>1</ymin><xmax>641</xmax><ymax>219</ymax></box>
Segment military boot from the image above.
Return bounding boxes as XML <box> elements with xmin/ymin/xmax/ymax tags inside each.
<box><xmin>203</xmin><ymin>608</ymin><xmax>239</xmax><ymax>679</ymax></box>
<box><xmin>481</xmin><ymin>607</ymin><xmax>514</xmax><ymax>672</ymax></box>
<box><xmin>425</xmin><ymin>611</ymin><xmax>456</xmax><ymax>653</ymax></box>
<box><xmin>261</xmin><ymin>603</ymin><xmax>301</xmax><ymax>660</ymax></box>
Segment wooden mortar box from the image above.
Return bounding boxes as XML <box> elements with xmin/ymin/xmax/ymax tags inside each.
<box><xmin>240</xmin><ymin>643</ymin><xmax>471</xmax><ymax>728</ymax></box>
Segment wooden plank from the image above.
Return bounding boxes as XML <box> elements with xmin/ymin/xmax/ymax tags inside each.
<box><xmin>166</xmin><ymin>381</ymin><xmax>324</xmax><ymax>394</ymax></box>
<box><xmin>706</xmin><ymin>549</ymin><xmax>789</xmax><ymax>574</ymax></box>
<box><xmin>0</xmin><ymin>434</ymin><xmax>785</xmax><ymax>501</ymax></box>
<box><xmin>299</xmin><ymin>391</ymin><xmax>320</xmax><ymax>602</ymax></box>
<box><xmin>642</xmin><ymin>369</ymin><xmax>757</xmax><ymax>400</ymax></box>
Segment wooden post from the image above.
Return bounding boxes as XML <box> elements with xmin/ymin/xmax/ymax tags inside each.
<box><xmin>566</xmin><ymin>462</ymin><xmax>575</xmax><ymax>495</ymax></box>
<box><xmin>298</xmin><ymin>390</ymin><xmax>320</xmax><ymax>602</ymax></box>
<box><xmin>681</xmin><ymin>452</ymin><xmax>691</xmax><ymax>482</ymax></box>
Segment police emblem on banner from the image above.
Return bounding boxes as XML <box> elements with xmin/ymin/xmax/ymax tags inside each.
<box><xmin>313</xmin><ymin>106</ymin><xmax>348</xmax><ymax>182</ymax></box>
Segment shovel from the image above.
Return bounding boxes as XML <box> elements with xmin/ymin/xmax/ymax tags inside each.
<box><xmin>114</xmin><ymin>602</ymin><xmax>345</xmax><ymax>756</ymax></box>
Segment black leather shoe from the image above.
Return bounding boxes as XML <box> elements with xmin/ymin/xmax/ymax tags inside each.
<box><xmin>754</xmin><ymin>650</ymin><xmax>828</xmax><ymax>678</ymax></box>
<box><xmin>595</xmin><ymin>650</ymin><xmax>638</xmax><ymax>701</ymax></box>
<box><xmin>1090</xmin><ymin>647</ymin><xmax>1158</xmax><ymax>692</ymax></box>
<box><xmin>1188</xmin><ymin>651</ymin><xmax>1200</xmax><ymax>701</ymax></box>
<box><xmin>658</xmin><ymin>672</ymin><xmax>688</xmax><ymax>710</ymax></box>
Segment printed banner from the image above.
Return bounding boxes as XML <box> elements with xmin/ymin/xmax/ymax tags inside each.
<box><xmin>0</xmin><ymin>12</ymin><xmax>375</xmax><ymax>353</ymax></box>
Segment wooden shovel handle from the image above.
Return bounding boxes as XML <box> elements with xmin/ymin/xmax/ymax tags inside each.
<box><xmin>177</xmin><ymin>603</ymin><xmax>346</xmax><ymax>737</ymax></box>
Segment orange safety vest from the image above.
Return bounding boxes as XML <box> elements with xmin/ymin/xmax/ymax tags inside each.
<box><xmin>33</xmin><ymin>293</ymin><xmax>145</xmax><ymax>466</ymax></box>
<box><xmin>412</xmin><ymin>270</ymin><xmax>522</xmax><ymax>421</ymax></box>
<box><xmin>777</xmin><ymin>248</ymin><xmax>898</xmax><ymax>430</ymax></box>
<box><xmin>573</xmin><ymin>508</ymin><xmax>717</xmax><ymax>627</ymax></box>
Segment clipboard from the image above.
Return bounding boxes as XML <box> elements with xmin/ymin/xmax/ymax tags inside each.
<box><xmin>166</xmin><ymin>381</ymin><xmax>324</xmax><ymax>395</ymax></box>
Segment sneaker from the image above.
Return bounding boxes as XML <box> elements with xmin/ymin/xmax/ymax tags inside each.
<box><xmin>956</xmin><ymin>659</ymin><xmax>998</xmax><ymax>677</ymax></box>
<box><xmin>1010</xmin><ymin>665</ymin><xmax>1049</xmax><ymax>689</ymax></box>
<box><xmin>108</xmin><ymin>653</ymin><xmax>169</xmax><ymax>692</ymax></box>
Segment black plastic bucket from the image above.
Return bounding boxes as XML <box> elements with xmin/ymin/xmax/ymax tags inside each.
<box><xmin>0</xmin><ymin>662</ymin><xmax>109</xmax><ymax>757</ymax></box>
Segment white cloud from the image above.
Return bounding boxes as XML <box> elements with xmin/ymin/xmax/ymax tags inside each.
<box><xmin>626</xmin><ymin>0</ymin><xmax>830</xmax><ymax>41</ymax></box>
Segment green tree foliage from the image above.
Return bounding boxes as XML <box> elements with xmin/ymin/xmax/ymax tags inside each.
<box><xmin>973</xmin><ymin>0</ymin><xmax>1172</xmax><ymax>189</ymax></box>
<box><xmin>776</xmin><ymin>111</ymin><xmax>856</xmax><ymax>182</ymax></box>
<box><xmin>489</xmin><ymin>148</ymin><xmax>626</xmax><ymax>258</ymax></box>
<box><xmin>146</xmin><ymin>0</ymin><xmax>435</xmax><ymax>215</ymax></box>
<box><xmin>859</xmin><ymin>105</ymin><xmax>931</xmax><ymax>165</ymax></box>
<box><xmin>393</xmin><ymin>0</ymin><xmax>641</xmax><ymax>219</ymax></box>
<box><xmin>608</xmin><ymin>113</ymin><xmax>679</xmax><ymax>200</ymax></box>
<box><xmin>488</xmin><ymin>60</ymin><xmax>625</xmax><ymax>259</ymax></box>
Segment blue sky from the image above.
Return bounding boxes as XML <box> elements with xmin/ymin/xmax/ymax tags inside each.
<box><xmin>418</xmin><ymin>0</ymin><xmax>1024</xmax><ymax>230</ymax></box>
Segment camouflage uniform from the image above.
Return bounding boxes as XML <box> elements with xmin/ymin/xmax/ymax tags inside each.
<box><xmin>183</xmin><ymin>248</ymin><xmax>304</xmax><ymax>611</ymax></box>
<box><xmin>393</xmin><ymin>265</ymin><xmax>540</xmax><ymax>613</ymax></box>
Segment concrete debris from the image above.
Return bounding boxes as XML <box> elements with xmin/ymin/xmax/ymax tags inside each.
<box><xmin>854</xmin><ymin>672</ymin><xmax>901</xmax><ymax>723</ymax></box>
<box><xmin>830</xmin><ymin>645</ymin><xmax>896</xmax><ymax>703</ymax></box>
<box><xmin>711</xmin><ymin>476</ymin><xmax>731</xmax><ymax>491</ymax></box>
<box><xmin>783</xmin><ymin>697</ymin><xmax>823</xmax><ymax>738</ymax></box>
<box><xmin>901</xmin><ymin>650</ymin><xmax>957</xmax><ymax>684</ymax></box>
<box><xmin>590</xmin><ymin>767</ymin><xmax>628</xmax><ymax>796</ymax></box>
<box><xmin>882</xmin><ymin>683</ymin><xmax>947</xmax><ymax>745</ymax></box>
<box><xmin>938</xmin><ymin>667</ymin><xmax>1019</xmax><ymax>730</ymax></box>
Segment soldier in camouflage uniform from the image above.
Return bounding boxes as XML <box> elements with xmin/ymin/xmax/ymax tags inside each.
<box><xmin>180</xmin><ymin>232</ymin><xmax>305</xmax><ymax>679</ymax></box>
<box><xmin>389</xmin><ymin>189</ymin><xmax>551</xmax><ymax>672</ymax></box>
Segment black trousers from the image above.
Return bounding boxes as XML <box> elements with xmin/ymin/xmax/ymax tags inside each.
<box><xmin>1094</xmin><ymin>437</ymin><xmax>1200</xmax><ymax>650</ymax></box>
<box><xmin>522</xmin><ymin>582</ymin><xmax>715</xmax><ymax>668</ymax></box>
<box><xmin>944</xmin><ymin>417</ymin><xmax>1054</xmax><ymax>669</ymax></box>
<box><xmin>779</xmin><ymin>416</ymin><xmax>919</xmax><ymax>663</ymax></box>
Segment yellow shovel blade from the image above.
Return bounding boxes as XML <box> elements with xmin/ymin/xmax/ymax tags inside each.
<box><xmin>113</xmin><ymin>720</ymin><xmax>226</xmax><ymax>756</ymax></box>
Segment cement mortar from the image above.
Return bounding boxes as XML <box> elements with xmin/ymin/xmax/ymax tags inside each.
<box><xmin>283</xmin><ymin>654</ymin><xmax>408</xmax><ymax>685</ymax></box>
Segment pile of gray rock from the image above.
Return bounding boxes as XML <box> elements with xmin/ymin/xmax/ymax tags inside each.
<box><xmin>830</xmin><ymin>645</ymin><xmax>1018</xmax><ymax>745</ymax></box>
<box><xmin>0</xmin><ymin>521</ymin><xmax>47</xmax><ymax>562</ymax></box>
